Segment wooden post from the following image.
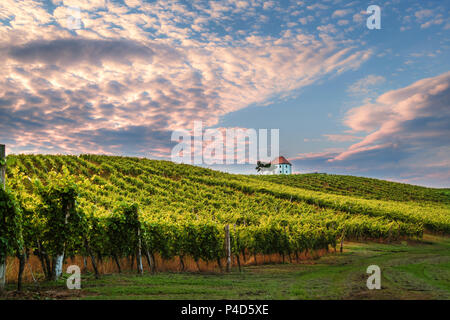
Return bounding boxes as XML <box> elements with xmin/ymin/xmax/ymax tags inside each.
<box><xmin>340</xmin><ymin>228</ymin><xmax>346</xmax><ymax>253</ymax></box>
<box><xmin>0</xmin><ymin>144</ymin><xmax>5</xmax><ymax>190</ymax></box>
<box><xmin>234</xmin><ymin>224</ymin><xmax>241</xmax><ymax>272</ymax></box>
<box><xmin>0</xmin><ymin>144</ymin><xmax>6</xmax><ymax>291</ymax></box>
<box><xmin>225</xmin><ymin>224</ymin><xmax>231</xmax><ymax>273</ymax></box>
<box><xmin>137</xmin><ymin>228</ymin><xmax>143</xmax><ymax>275</ymax></box>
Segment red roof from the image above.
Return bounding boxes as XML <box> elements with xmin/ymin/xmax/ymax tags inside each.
<box><xmin>271</xmin><ymin>156</ymin><xmax>291</xmax><ymax>165</ymax></box>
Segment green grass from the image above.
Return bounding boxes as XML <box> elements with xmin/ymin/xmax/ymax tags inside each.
<box><xmin>4</xmin><ymin>235</ymin><xmax>449</xmax><ymax>300</ymax></box>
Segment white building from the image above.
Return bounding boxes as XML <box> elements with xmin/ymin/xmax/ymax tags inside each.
<box><xmin>271</xmin><ymin>156</ymin><xmax>292</xmax><ymax>175</ymax></box>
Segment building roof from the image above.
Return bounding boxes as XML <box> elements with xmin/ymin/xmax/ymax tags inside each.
<box><xmin>271</xmin><ymin>156</ymin><xmax>291</xmax><ymax>165</ymax></box>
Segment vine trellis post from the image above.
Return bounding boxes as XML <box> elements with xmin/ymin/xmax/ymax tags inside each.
<box><xmin>225</xmin><ymin>224</ymin><xmax>231</xmax><ymax>273</ymax></box>
<box><xmin>0</xmin><ymin>144</ymin><xmax>5</xmax><ymax>190</ymax></box>
<box><xmin>0</xmin><ymin>144</ymin><xmax>6</xmax><ymax>291</ymax></box>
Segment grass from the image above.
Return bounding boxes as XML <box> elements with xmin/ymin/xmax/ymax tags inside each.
<box><xmin>2</xmin><ymin>234</ymin><xmax>449</xmax><ymax>300</ymax></box>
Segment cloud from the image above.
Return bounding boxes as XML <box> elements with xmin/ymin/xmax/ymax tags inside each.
<box><xmin>7</xmin><ymin>39</ymin><xmax>157</xmax><ymax>66</ymax></box>
<box><xmin>412</xmin><ymin>9</ymin><xmax>444</xmax><ymax>29</ymax></box>
<box><xmin>299</xmin><ymin>15</ymin><xmax>314</xmax><ymax>25</ymax></box>
<box><xmin>303</xmin><ymin>72</ymin><xmax>450</xmax><ymax>187</ymax></box>
<box><xmin>53</xmin><ymin>0</ymin><xmax>107</xmax><ymax>11</ymax></box>
<box><xmin>332</xmin><ymin>9</ymin><xmax>352</xmax><ymax>18</ymax></box>
<box><xmin>344</xmin><ymin>72</ymin><xmax>450</xmax><ymax>133</ymax></box>
<box><xmin>323</xmin><ymin>134</ymin><xmax>362</xmax><ymax>142</ymax></box>
<box><xmin>0</xmin><ymin>0</ymin><xmax>371</xmax><ymax>157</ymax></box>
<box><xmin>352</xmin><ymin>12</ymin><xmax>364</xmax><ymax>23</ymax></box>
<box><xmin>414</xmin><ymin>9</ymin><xmax>433</xmax><ymax>20</ymax></box>
<box><xmin>337</xmin><ymin>20</ymin><xmax>349</xmax><ymax>26</ymax></box>
<box><xmin>262</xmin><ymin>2</ymin><xmax>275</xmax><ymax>10</ymax></box>
<box><xmin>317</xmin><ymin>24</ymin><xmax>338</xmax><ymax>34</ymax></box>
<box><xmin>306</xmin><ymin>3</ymin><xmax>328</xmax><ymax>10</ymax></box>
<box><xmin>347</xmin><ymin>75</ymin><xmax>385</xmax><ymax>95</ymax></box>
<box><xmin>420</xmin><ymin>18</ymin><xmax>444</xmax><ymax>29</ymax></box>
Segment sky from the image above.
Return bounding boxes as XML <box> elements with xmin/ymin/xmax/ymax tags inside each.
<box><xmin>0</xmin><ymin>0</ymin><xmax>449</xmax><ymax>187</ymax></box>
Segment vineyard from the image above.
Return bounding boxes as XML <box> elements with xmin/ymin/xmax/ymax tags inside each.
<box><xmin>258</xmin><ymin>173</ymin><xmax>450</xmax><ymax>204</ymax></box>
<box><xmin>1</xmin><ymin>154</ymin><xmax>449</xmax><ymax>291</ymax></box>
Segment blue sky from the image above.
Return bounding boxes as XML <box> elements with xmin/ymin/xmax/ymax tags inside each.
<box><xmin>0</xmin><ymin>0</ymin><xmax>449</xmax><ymax>187</ymax></box>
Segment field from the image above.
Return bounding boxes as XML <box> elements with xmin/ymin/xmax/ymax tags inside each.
<box><xmin>1</xmin><ymin>154</ymin><xmax>450</xmax><ymax>299</ymax></box>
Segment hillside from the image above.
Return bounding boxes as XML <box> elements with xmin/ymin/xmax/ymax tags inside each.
<box><xmin>3</xmin><ymin>153</ymin><xmax>450</xmax><ymax>298</ymax></box>
<box><xmin>257</xmin><ymin>173</ymin><xmax>450</xmax><ymax>204</ymax></box>
<box><xmin>7</xmin><ymin>154</ymin><xmax>450</xmax><ymax>234</ymax></box>
<box><xmin>3</xmin><ymin>154</ymin><xmax>450</xmax><ymax>283</ymax></box>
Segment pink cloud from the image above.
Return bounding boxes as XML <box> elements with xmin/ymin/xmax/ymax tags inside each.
<box><xmin>347</xmin><ymin>75</ymin><xmax>385</xmax><ymax>95</ymax></box>
<box><xmin>332</xmin><ymin>9</ymin><xmax>352</xmax><ymax>18</ymax></box>
<box><xmin>323</xmin><ymin>134</ymin><xmax>363</xmax><ymax>142</ymax></box>
<box><xmin>331</xmin><ymin>71</ymin><xmax>450</xmax><ymax>162</ymax></box>
<box><xmin>291</xmin><ymin>148</ymin><xmax>344</xmax><ymax>161</ymax></box>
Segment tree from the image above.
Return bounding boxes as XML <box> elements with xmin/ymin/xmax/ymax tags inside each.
<box><xmin>255</xmin><ymin>161</ymin><xmax>275</xmax><ymax>174</ymax></box>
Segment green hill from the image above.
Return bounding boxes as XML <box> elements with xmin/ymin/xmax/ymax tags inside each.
<box><xmin>3</xmin><ymin>154</ymin><xmax>450</xmax><ymax>280</ymax></box>
<box><xmin>256</xmin><ymin>173</ymin><xmax>450</xmax><ymax>204</ymax></box>
<box><xmin>6</xmin><ymin>154</ymin><xmax>450</xmax><ymax>234</ymax></box>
